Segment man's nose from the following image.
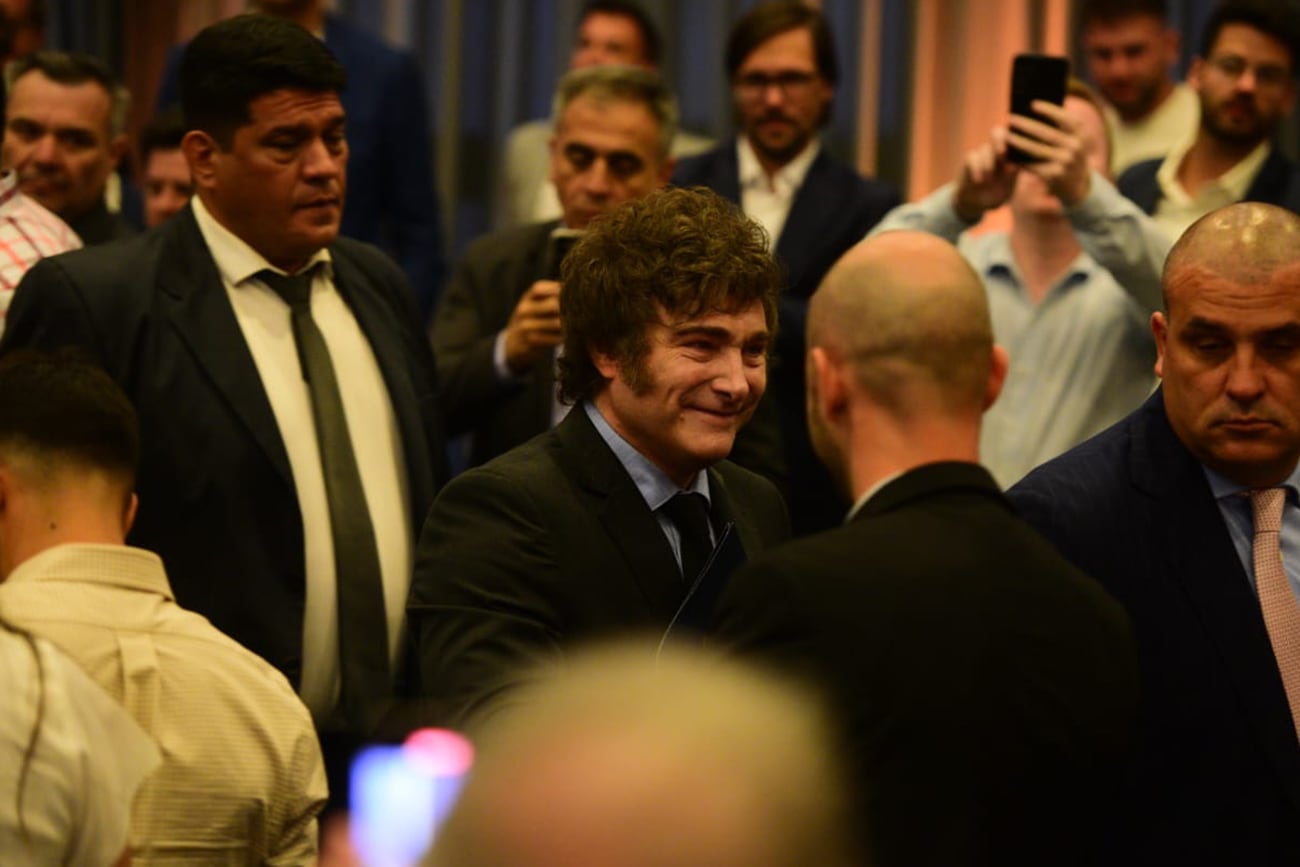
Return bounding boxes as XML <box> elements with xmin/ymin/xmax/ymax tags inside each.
<box><xmin>31</xmin><ymin>134</ymin><xmax>59</xmax><ymax>165</ymax></box>
<box><xmin>1225</xmin><ymin>350</ymin><xmax>1266</xmax><ymax>404</ymax></box>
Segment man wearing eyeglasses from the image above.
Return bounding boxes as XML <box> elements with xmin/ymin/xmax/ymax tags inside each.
<box><xmin>673</xmin><ymin>1</ymin><xmax>898</xmax><ymax>537</ymax></box>
<box><xmin>1117</xmin><ymin>0</ymin><xmax>1300</xmax><ymax>241</ymax></box>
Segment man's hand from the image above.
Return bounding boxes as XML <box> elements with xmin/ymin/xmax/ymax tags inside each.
<box><xmin>503</xmin><ymin>280</ymin><xmax>563</xmax><ymax>375</ymax></box>
<box><xmin>952</xmin><ymin>126</ymin><xmax>1018</xmax><ymax>222</ymax></box>
<box><xmin>1007</xmin><ymin>99</ymin><xmax>1092</xmax><ymax>207</ymax></box>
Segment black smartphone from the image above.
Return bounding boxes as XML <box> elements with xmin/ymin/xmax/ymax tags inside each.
<box><xmin>1007</xmin><ymin>53</ymin><xmax>1069</xmax><ymax>164</ymax></box>
<box><xmin>543</xmin><ymin>228</ymin><xmax>584</xmax><ymax>281</ymax></box>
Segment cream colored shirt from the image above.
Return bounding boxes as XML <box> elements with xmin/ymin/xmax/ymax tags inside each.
<box><xmin>192</xmin><ymin>196</ymin><xmax>412</xmax><ymax>721</ymax></box>
<box><xmin>738</xmin><ymin>136</ymin><xmax>820</xmax><ymax>251</ymax></box>
<box><xmin>1152</xmin><ymin>136</ymin><xmax>1271</xmax><ymax>243</ymax></box>
<box><xmin>0</xmin><ymin>544</ymin><xmax>328</xmax><ymax>865</ymax></box>
<box><xmin>1106</xmin><ymin>82</ymin><xmax>1200</xmax><ymax>177</ymax></box>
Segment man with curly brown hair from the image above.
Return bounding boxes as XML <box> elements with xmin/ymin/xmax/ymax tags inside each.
<box><xmin>409</xmin><ymin>186</ymin><xmax>790</xmax><ymax>729</ymax></box>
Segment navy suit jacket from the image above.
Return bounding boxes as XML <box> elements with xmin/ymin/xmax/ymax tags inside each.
<box><xmin>1118</xmin><ymin>146</ymin><xmax>1300</xmax><ymax>216</ymax></box>
<box><xmin>672</xmin><ymin>142</ymin><xmax>899</xmax><ymax>535</ymax></box>
<box><xmin>0</xmin><ymin>206</ymin><xmax>448</xmax><ymax>713</ymax></box>
<box><xmin>1008</xmin><ymin>391</ymin><xmax>1300</xmax><ymax>865</ymax></box>
<box><xmin>156</xmin><ymin>16</ymin><xmax>447</xmax><ymax>320</ymax></box>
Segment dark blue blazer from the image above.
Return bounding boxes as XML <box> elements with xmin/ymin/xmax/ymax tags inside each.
<box><xmin>1117</xmin><ymin>146</ymin><xmax>1300</xmax><ymax>216</ymax></box>
<box><xmin>672</xmin><ymin>142</ymin><xmax>899</xmax><ymax>535</ymax></box>
<box><xmin>1008</xmin><ymin>391</ymin><xmax>1300</xmax><ymax>866</ymax></box>
<box><xmin>156</xmin><ymin>16</ymin><xmax>447</xmax><ymax>321</ymax></box>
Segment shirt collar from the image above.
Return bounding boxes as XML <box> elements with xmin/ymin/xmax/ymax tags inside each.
<box><xmin>583</xmin><ymin>400</ymin><xmax>711</xmax><ymax>511</ymax></box>
<box><xmin>5</xmin><ymin>543</ymin><xmax>173</xmax><ymax>599</ymax></box>
<box><xmin>845</xmin><ymin>471</ymin><xmax>903</xmax><ymax>522</ymax></box>
<box><xmin>191</xmin><ymin>195</ymin><xmax>332</xmax><ymax>287</ymax></box>
<box><xmin>1204</xmin><ymin>462</ymin><xmax>1300</xmax><ymax>502</ymax></box>
<box><xmin>981</xmin><ymin>233</ymin><xmax>1096</xmax><ymax>294</ymax></box>
<box><xmin>736</xmin><ymin>135</ymin><xmax>820</xmax><ymax>193</ymax></box>
<box><xmin>1157</xmin><ymin>134</ymin><xmax>1271</xmax><ymax>205</ymax></box>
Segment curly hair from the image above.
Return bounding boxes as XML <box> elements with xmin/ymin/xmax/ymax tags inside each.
<box><xmin>557</xmin><ymin>186</ymin><xmax>782</xmax><ymax>403</ymax></box>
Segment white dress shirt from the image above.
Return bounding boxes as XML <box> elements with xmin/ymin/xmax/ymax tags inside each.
<box><xmin>192</xmin><ymin>196</ymin><xmax>412</xmax><ymax>721</ymax></box>
<box><xmin>1152</xmin><ymin>135</ymin><xmax>1271</xmax><ymax>243</ymax></box>
<box><xmin>738</xmin><ymin>136</ymin><xmax>820</xmax><ymax>250</ymax></box>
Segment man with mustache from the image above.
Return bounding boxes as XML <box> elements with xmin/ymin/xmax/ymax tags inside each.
<box><xmin>1</xmin><ymin>15</ymin><xmax>448</xmax><ymax>811</ymax></box>
<box><xmin>410</xmin><ymin>187</ymin><xmax>789</xmax><ymax>729</ymax></box>
<box><xmin>672</xmin><ymin>1</ymin><xmax>898</xmax><ymax>536</ymax></box>
<box><xmin>1</xmin><ymin>51</ymin><xmax>133</xmax><ymax>245</ymax></box>
<box><xmin>1118</xmin><ymin>0</ymin><xmax>1300</xmax><ymax>240</ymax></box>
<box><xmin>1009</xmin><ymin>202</ymin><xmax>1300</xmax><ymax>864</ymax></box>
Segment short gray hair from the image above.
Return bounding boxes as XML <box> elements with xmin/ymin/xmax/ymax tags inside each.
<box><xmin>5</xmin><ymin>51</ymin><xmax>130</xmax><ymax>139</ymax></box>
<box><xmin>551</xmin><ymin>64</ymin><xmax>678</xmax><ymax>158</ymax></box>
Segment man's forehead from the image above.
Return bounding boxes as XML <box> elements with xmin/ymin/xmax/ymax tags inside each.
<box><xmin>245</xmin><ymin>88</ymin><xmax>345</xmax><ymax>123</ymax></box>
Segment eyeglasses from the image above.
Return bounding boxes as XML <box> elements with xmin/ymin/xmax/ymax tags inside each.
<box><xmin>733</xmin><ymin>70</ymin><xmax>820</xmax><ymax>102</ymax></box>
<box><xmin>1207</xmin><ymin>54</ymin><xmax>1292</xmax><ymax>89</ymax></box>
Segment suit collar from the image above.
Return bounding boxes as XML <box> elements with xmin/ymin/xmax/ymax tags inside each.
<box><xmin>157</xmin><ymin>207</ymin><xmax>295</xmax><ymax>489</ymax></box>
<box><xmin>551</xmin><ymin>409</ymin><xmax>695</xmax><ymax>617</ymax></box>
<box><xmin>853</xmin><ymin>461</ymin><xmax>1006</xmax><ymax>522</ymax></box>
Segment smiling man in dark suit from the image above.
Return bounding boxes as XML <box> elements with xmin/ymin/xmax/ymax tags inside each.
<box><xmin>672</xmin><ymin>1</ymin><xmax>899</xmax><ymax>535</ymax></box>
<box><xmin>1009</xmin><ymin>202</ymin><xmax>1300</xmax><ymax>865</ymax></box>
<box><xmin>0</xmin><ymin>14</ymin><xmax>447</xmax><ymax>806</ymax></box>
<box><xmin>410</xmin><ymin>186</ymin><xmax>790</xmax><ymax>729</ymax></box>
<box><xmin>714</xmin><ymin>231</ymin><xmax>1136</xmax><ymax>867</ymax></box>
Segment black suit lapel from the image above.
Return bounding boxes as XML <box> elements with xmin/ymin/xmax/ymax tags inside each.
<box><xmin>774</xmin><ymin>151</ymin><xmax>844</xmax><ymax>291</ymax></box>
<box><xmin>709</xmin><ymin>143</ymin><xmax>742</xmax><ymax>204</ymax></box>
<box><xmin>158</xmin><ymin>209</ymin><xmax>294</xmax><ymax>489</ymax></box>
<box><xmin>553</xmin><ymin>408</ymin><xmax>685</xmax><ymax>618</ymax></box>
<box><xmin>1135</xmin><ymin>393</ymin><xmax>1300</xmax><ymax>811</ymax></box>
<box><xmin>1244</xmin><ymin>147</ymin><xmax>1294</xmax><ymax>207</ymax></box>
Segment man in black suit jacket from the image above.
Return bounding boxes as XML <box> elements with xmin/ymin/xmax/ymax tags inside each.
<box><xmin>1117</xmin><ymin>1</ymin><xmax>1300</xmax><ymax>236</ymax></box>
<box><xmin>714</xmin><ymin>231</ymin><xmax>1136</xmax><ymax>867</ymax></box>
<box><xmin>410</xmin><ymin>187</ymin><xmax>790</xmax><ymax>728</ymax></box>
<box><xmin>0</xmin><ymin>15</ymin><xmax>446</xmax><ymax>803</ymax></box>
<box><xmin>671</xmin><ymin>1</ymin><xmax>898</xmax><ymax>535</ymax></box>
<box><xmin>1009</xmin><ymin>202</ymin><xmax>1300</xmax><ymax>865</ymax></box>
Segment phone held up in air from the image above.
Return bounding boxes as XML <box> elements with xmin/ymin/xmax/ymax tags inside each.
<box><xmin>1007</xmin><ymin>53</ymin><xmax>1070</xmax><ymax>164</ymax></box>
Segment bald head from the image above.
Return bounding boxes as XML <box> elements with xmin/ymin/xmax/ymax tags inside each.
<box><xmin>810</xmin><ymin>231</ymin><xmax>993</xmax><ymax>415</ymax></box>
<box><xmin>428</xmin><ymin>644</ymin><xmax>856</xmax><ymax>867</ymax></box>
<box><xmin>1164</xmin><ymin>203</ymin><xmax>1300</xmax><ymax>307</ymax></box>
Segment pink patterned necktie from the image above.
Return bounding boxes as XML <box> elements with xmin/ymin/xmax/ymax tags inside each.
<box><xmin>1249</xmin><ymin>487</ymin><xmax>1300</xmax><ymax>737</ymax></box>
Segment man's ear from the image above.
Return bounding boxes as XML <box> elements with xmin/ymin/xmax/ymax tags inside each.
<box><xmin>1152</xmin><ymin>311</ymin><xmax>1168</xmax><ymax>380</ymax></box>
<box><xmin>590</xmin><ymin>345</ymin><xmax>620</xmax><ymax>383</ymax></box>
<box><xmin>123</xmin><ymin>491</ymin><xmax>138</xmax><ymax>536</ymax></box>
<box><xmin>182</xmin><ymin>130</ymin><xmax>221</xmax><ymax>190</ymax></box>
<box><xmin>108</xmin><ymin>133</ymin><xmax>128</xmax><ymax>169</ymax></box>
<box><xmin>657</xmin><ymin>155</ymin><xmax>676</xmax><ymax>186</ymax></box>
<box><xmin>810</xmin><ymin>346</ymin><xmax>848</xmax><ymax>422</ymax></box>
<box><xmin>985</xmin><ymin>344</ymin><xmax>1009</xmax><ymax>411</ymax></box>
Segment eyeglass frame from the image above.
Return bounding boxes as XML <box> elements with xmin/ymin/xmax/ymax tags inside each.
<box><xmin>732</xmin><ymin>70</ymin><xmax>823</xmax><ymax>103</ymax></box>
<box><xmin>1205</xmin><ymin>53</ymin><xmax>1294</xmax><ymax>90</ymax></box>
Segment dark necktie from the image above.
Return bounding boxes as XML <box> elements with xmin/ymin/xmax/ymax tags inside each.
<box><xmin>259</xmin><ymin>267</ymin><xmax>390</xmax><ymax>731</ymax></box>
<box><xmin>660</xmin><ymin>491</ymin><xmax>715</xmax><ymax>584</ymax></box>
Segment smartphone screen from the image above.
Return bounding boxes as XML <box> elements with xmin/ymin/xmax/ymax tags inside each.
<box><xmin>1007</xmin><ymin>54</ymin><xmax>1070</xmax><ymax>164</ymax></box>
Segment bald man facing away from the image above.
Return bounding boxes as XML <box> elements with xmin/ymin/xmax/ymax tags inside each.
<box><xmin>426</xmin><ymin>642</ymin><xmax>859</xmax><ymax>867</ymax></box>
<box><xmin>713</xmin><ymin>231</ymin><xmax>1137</xmax><ymax>867</ymax></box>
<box><xmin>1009</xmin><ymin>203</ymin><xmax>1300</xmax><ymax>866</ymax></box>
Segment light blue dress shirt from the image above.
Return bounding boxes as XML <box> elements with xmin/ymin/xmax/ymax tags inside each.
<box><xmin>584</xmin><ymin>401</ymin><xmax>713</xmax><ymax>572</ymax></box>
<box><xmin>1205</xmin><ymin>464</ymin><xmax>1300</xmax><ymax>611</ymax></box>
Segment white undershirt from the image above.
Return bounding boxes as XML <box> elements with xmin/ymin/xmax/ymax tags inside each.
<box><xmin>192</xmin><ymin>196</ymin><xmax>412</xmax><ymax>723</ymax></box>
<box><xmin>737</xmin><ymin>136</ymin><xmax>820</xmax><ymax>251</ymax></box>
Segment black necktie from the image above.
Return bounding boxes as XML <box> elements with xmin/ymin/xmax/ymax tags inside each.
<box><xmin>661</xmin><ymin>491</ymin><xmax>715</xmax><ymax>584</ymax></box>
<box><xmin>259</xmin><ymin>267</ymin><xmax>390</xmax><ymax>731</ymax></box>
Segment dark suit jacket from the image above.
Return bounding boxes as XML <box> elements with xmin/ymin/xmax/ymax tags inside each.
<box><xmin>714</xmin><ymin>462</ymin><xmax>1137</xmax><ymax>867</ymax></box>
<box><xmin>672</xmin><ymin>143</ymin><xmax>899</xmax><ymax>534</ymax></box>
<box><xmin>1008</xmin><ymin>392</ymin><xmax>1300</xmax><ymax>865</ymax></box>
<box><xmin>0</xmin><ymin>205</ymin><xmax>448</xmax><ymax>707</ymax></box>
<box><xmin>157</xmin><ymin>15</ymin><xmax>447</xmax><ymax>320</ymax></box>
<box><xmin>1118</xmin><ymin>146</ymin><xmax>1300</xmax><ymax>215</ymax></box>
<box><xmin>407</xmin><ymin>405</ymin><xmax>791</xmax><ymax>728</ymax></box>
<box><xmin>432</xmin><ymin>220</ymin><xmax>559</xmax><ymax>467</ymax></box>
<box><xmin>431</xmin><ymin>219</ymin><xmax>787</xmax><ymax>481</ymax></box>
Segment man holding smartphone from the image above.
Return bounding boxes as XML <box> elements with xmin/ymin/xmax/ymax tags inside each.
<box><xmin>872</xmin><ymin>78</ymin><xmax>1170</xmax><ymax>488</ymax></box>
<box><xmin>432</xmin><ymin>65</ymin><xmax>676</xmax><ymax>471</ymax></box>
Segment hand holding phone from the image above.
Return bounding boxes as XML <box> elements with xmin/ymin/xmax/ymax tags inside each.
<box><xmin>1007</xmin><ymin>54</ymin><xmax>1069</xmax><ymax>164</ymax></box>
